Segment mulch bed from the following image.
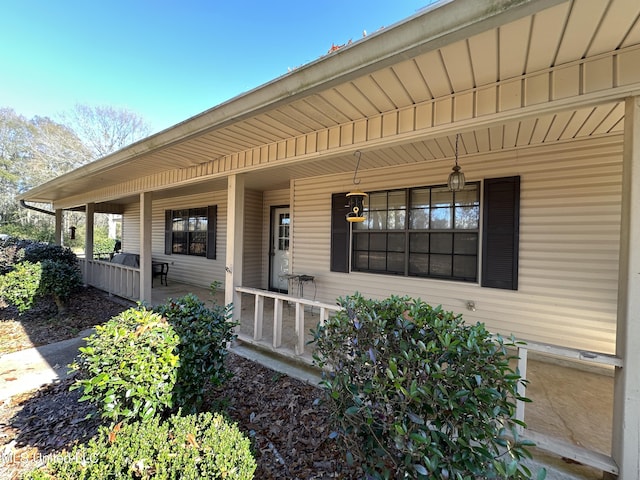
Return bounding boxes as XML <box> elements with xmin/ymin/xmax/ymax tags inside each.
<box><xmin>0</xmin><ymin>290</ymin><xmax>359</xmax><ymax>479</ymax></box>
<box><xmin>0</xmin><ymin>286</ymin><xmax>132</xmax><ymax>355</ymax></box>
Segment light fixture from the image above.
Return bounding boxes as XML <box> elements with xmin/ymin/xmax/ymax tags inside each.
<box><xmin>346</xmin><ymin>151</ymin><xmax>368</xmax><ymax>223</ymax></box>
<box><xmin>69</xmin><ymin>226</ymin><xmax>76</xmax><ymax>240</ymax></box>
<box><xmin>448</xmin><ymin>133</ymin><xmax>466</xmax><ymax>192</ymax></box>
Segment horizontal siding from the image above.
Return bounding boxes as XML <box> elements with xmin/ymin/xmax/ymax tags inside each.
<box><xmin>153</xmin><ymin>191</ymin><xmax>228</xmax><ymax>288</ymax></box>
<box><xmin>243</xmin><ymin>189</ymin><xmax>263</xmax><ymax>288</ymax></box>
<box><xmin>291</xmin><ymin>136</ymin><xmax>622</xmax><ymax>354</ymax></box>
<box><xmin>122</xmin><ymin>203</ymin><xmax>140</xmax><ymax>254</ymax></box>
<box><xmin>122</xmin><ymin>190</ymin><xmax>228</xmax><ymax>289</ymax></box>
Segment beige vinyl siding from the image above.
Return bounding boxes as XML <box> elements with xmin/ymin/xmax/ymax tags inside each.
<box><xmin>122</xmin><ymin>190</ymin><xmax>228</xmax><ymax>288</ymax></box>
<box><xmin>121</xmin><ymin>202</ymin><xmax>140</xmax><ymax>254</ymax></box>
<box><xmin>243</xmin><ymin>189</ymin><xmax>264</xmax><ymax>288</ymax></box>
<box><xmin>290</xmin><ymin>136</ymin><xmax>622</xmax><ymax>354</ymax></box>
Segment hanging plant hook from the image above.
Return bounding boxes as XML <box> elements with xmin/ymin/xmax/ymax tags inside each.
<box><xmin>353</xmin><ymin>150</ymin><xmax>362</xmax><ymax>185</ymax></box>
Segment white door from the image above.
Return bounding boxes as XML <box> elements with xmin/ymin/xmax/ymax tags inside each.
<box><xmin>270</xmin><ymin>207</ymin><xmax>290</xmax><ymax>292</ymax></box>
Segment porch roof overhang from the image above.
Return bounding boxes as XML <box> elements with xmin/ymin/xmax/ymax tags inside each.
<box><xmin>18</xmin><ymin>0</ymin><xmax>640</xmax><ymax>211</ymax></box>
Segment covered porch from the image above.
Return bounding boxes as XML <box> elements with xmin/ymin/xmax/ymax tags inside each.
<box><xmin>18</xmin><ymin>1</ymin><xmax>640</xmax><ymax>477</ymax></box>
<box><xmin>146</xmin><ymin>280</ymin><xmax>614</xmax><ymax>480</ymax></box>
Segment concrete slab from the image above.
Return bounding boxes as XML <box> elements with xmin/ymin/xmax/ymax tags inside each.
<box><xmin>0</xmin><ymin>328</ymin><xmax>94</xmax><ymax>402</ymax></box>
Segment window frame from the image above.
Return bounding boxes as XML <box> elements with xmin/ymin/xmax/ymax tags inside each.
<box><xmin>351</xmin><ymin>183</ymin><xmax>480</xmax><ymax>283</ymax></box>
<box><xmin>164</xmin><ymin>205</ymin><xmax>216</xmax><ymax>260</ymax></box>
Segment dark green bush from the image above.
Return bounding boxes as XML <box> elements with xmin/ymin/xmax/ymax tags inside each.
<box><xmin>312</xmin><ymin>293</ymin><xmax>537</xmax><ymax>480</ymax></box>
<box><xmin>0</xmin><ymin>235</ymin><xmax>22</xmax><ymax>275</ymax></box>
<box><xmin>0</xmin><ymin>261</ymin><xmax>42</xmax><ymax>313</ymax></box>
<box><xmin>39</xmin><ymin>259</ymin><xmax>83</xmax><ymax>313</ymax></box>
<box><xmin>22</xmin><ymin>242</ymin><xmax>78</xmax><ymax>266</ymax></box>
<box><xmin>70</xmin><ymin>307</ymin><xmax>180</xmax><ymax>422</ymax></box>
<box><xmin>24</xmin><ymin>411</ymin><xmax>256</xmax><ymax>480</ymax></box>
<box><xmin>154</xmin><ymin>292</ymin><xmax>236</xmax><ymax>413</ymax></box>
<box><xmin>0</xmin><ymin>241</ymin><xmax>82</xmax><ymax>314</ymax></box>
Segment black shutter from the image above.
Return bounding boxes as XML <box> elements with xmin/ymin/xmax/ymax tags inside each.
<box><xmin>206</xmin><ymin>205</ymin><xmax>217</xmax><ymax>260</ymax></box>
<box><xmin>330</xmin><ymin>193</ymin><xmax>350</xmax><ymax>273</ymax></box>
<box><xmin>164</xmin><ymin>210</ymin><xmax>173</xmax><ymax>255</ymax></box>
<box><xmin>482</xmin><ymin>176</ymin><xmax>520</xmax><ymax>290</ymax></box>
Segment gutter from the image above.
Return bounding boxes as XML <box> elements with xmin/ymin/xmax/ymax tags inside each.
<box><xmin>19</xmin><ymin>199</ymin><xmax>56</xmax><ymax>216</ymax></box>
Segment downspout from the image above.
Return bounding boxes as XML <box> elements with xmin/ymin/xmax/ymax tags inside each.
<box><xmin>20</xmin><ymin>200</ymin><xmax>64</xmax><ymax>246</ymax></box>
<box><xmin>19</xmin><ymin>199</ymin><xmax>56</xmax><ymax>216</ymax></box>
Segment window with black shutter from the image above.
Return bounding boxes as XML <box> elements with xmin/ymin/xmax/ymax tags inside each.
<box><xmin>329</xmin><ymin>176</ymin><xmax>520</xmax><ymax>290</ymax></box>
<box><xmin>164</xmin><ymin>206</ymin><xmax>217</xmax><ymax>260</ymax></box>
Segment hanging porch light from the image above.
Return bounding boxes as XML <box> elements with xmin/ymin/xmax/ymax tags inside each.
<box><xmin>346</xmin><ymin>151</ymin><xmax>368</xmax><ymax>223</ymax></box>
<box><xmin>447</xmin><ymin>133</ymin><xmax>466</xmax><ymax>192</ymax></box>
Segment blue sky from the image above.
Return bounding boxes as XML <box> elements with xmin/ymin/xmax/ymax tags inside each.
<box><xmin>1</xmin><ymin>1</ymin><xmax>435</xmax><ymax>133</ymax></box>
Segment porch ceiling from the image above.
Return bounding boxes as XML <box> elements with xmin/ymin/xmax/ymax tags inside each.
<box><xmin>20</xmin><ymin>0</ymin><xmax>640</xmax><ymax>204</ymax></box>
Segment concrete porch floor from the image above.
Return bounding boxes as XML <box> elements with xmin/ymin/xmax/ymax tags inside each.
<box><xmin>150</xmin><ymin>281</ymin><xmax>614</xmax><ymax>480</ymax></box>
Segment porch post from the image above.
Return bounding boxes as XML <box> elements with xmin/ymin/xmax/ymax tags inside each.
<box><xmin>225</xmin><ymin>174</ymin><xmax>245</xmax><ymax>322</ymax></box>
<box><xmin>84</xmin><ymin>203</ymin><xmax>95</xmax><ymax>284</ymax></box>
<box><xmin>140</xmin><ymin>192</ymin><xmax>153</xmax><ymax>305</ymax></box>
<box><xmin>612</xmin><ymin>96</ymin><xmax>640</xmax><ymax>479</ymax></box>
<box><xmin>54</xmin><ymin>209</ymin><xmax>63</xmax><ymax>246</ymax></box>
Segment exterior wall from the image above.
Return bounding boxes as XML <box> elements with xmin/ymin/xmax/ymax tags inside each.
<box><xmin>123</xmin><ymin>190</ymin><xmax>228</xmax><ymax>288</ymax></box>
<box><xmin>121</xmin><ymin>202</ymin><xmax>140</xmax><ymax>254</ymax></box>
<box><xmin>243</xmin><ymin>189</ymin><xmax>264</xmax><ymax>288</ymax></box>
<box><xmin>291</xmin><ymin>136</ymin><xmax>622</xmax><ymax>354</ymax></box>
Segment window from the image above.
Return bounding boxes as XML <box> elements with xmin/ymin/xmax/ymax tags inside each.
<box><xmin>352</xmin><ymin>184</ymin><xmax>480</xmax><ymax>282</ymax></box>
<box><xmin>164</xmin><ymin>206</ymin><xmax>216</xmax><ymax>259</ymax></box>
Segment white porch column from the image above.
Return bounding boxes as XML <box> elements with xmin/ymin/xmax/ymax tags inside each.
<box><xmin>84</xmin><ymin>203</ymin><xmax>95</xmax><ymax>284</ymax></box>
<box><xmin>225</xmin><ymin>174</ymin><xmax>245</xmax><ymax>322</ymax></box>
<box><xmin>140</xmin><ymin>192</ymin><xmax>153</xmax><ymax>305</ymax></box>
<box><xmin>612</xmin><ymin>96</ymin><xmax>640</xmax><ymax>479</ymax></box>
<box><xmin>54</xmin><ymin>209</ymin><xmax>63</xmax><ymax>246</ymax></box>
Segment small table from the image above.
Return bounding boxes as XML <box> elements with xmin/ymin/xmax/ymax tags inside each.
<box><xmin>282</xmin><ymin>273</ymin><xmax>315</xmax><ymax>298</ymax></box>
<box><xmin>152</xmin><ymin>261</ymin><xmax>169</xmax><ymax>286</ymax></box>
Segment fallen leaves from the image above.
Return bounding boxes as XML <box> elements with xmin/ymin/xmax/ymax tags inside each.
<box><xmin>204</xmin><ymin>354</ymin><xmax>359</xmax><ymax>479</ymax></box>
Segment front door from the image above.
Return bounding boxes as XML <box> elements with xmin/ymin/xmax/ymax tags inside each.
<box><xmin>270</xmin><ymin>207</ymin><xmax>290</xmax><ymax>292</ymax></box>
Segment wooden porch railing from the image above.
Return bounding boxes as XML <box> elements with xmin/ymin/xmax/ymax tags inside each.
<box><xmin>512</xmin><ymin>340</ymin><xmax>621</xmax><ymax>475</ymax></box>
<box><xmin>234</xmin><ymin>286</ymin><xmax>622</xmax><ymax>476</ymax></box>
<box><xmin>79</xmin><ymin>258</ymin><xmax>140</xmax><ymax>301</ymax></box>
<box><xmin>234</xmin><ymin>286</ymin><xmax>340</xmax><ymax>358</ymax></box>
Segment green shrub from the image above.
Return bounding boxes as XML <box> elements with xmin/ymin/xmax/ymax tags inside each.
<box><xmin>24</xmin><ymin>411</ymin><xmax>256</xmax><ymax>480</ymax></box>
<box><xmin>0</xmin><ymin>241</ymin><xmax>82</xmax><ymax>314</ymax></box>
<box><xmin>22</xmin><ymin>242</ymin><xmax>78</xmax><ymax>266</ymax></box>
<box><xmin>0</xmin><ymin>236</ymin><xmax>22</xmax><ymax>275</ymax></box>
<box><xmin>70</xmin><ymin>307</ymin><xmax>180</xmax><ymax>423</ymax></box>
<box><xmin>39</xmin><ymin>259</ymin><xmax>82</xmax><ymax>313</ymax></box>
<box><xmin>154</xmin><ymin>293</ymin><xmax>236</xmax><ymax>413</ymax></box>
<box><xmin>0</xmin><ymin>261</ymin><xmax>41</xmax><ymax>313</ymax></box>
<box><xmin>312</xmin><ymin>293</ymin><xmax>537</xmax><ymax>480</ymax></box>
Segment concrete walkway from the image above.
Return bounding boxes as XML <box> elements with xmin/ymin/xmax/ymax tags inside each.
<box><xmin>0</xmin><ymin>328</ymin><xmax>95</xmax><ymax>402</ymax></box>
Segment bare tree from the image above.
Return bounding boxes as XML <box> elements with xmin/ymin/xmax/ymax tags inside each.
<box><xmin>60</xmin><ymin>104</ymin><xmax>151</xmax><ymax>159</ymax></box>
